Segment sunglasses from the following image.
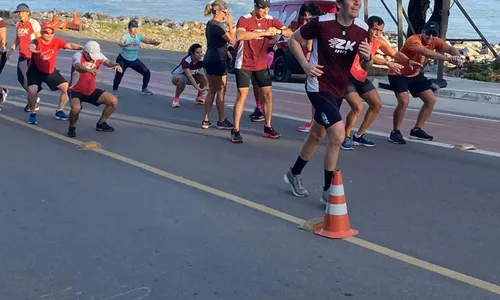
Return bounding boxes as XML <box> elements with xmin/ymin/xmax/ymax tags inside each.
<box><xmin>42</xmin><ymin>31</ymin><xmax>54</xmax><ymax>35</ymax></box>
<box><xmin>425</xmin><ymin>30</ymin><xmax>439</xmax><ymax>37</ymax></box>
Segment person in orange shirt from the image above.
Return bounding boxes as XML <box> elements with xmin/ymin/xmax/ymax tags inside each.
<box><xmin>341</xmin><ymin>15</ymin><xmax>421</xmax><ymax>150</ymax></box>
<box><xmin>388</xmin><ymin>21</ymin><xmax>463</xmax><ymax>144</ymax></box>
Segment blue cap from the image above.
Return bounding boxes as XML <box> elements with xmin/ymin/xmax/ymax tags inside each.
<box><xmin>13</xmin><ymin>3</ymin><xmax>30</xmax><ymax>13</ymax></box>
<box><xmin>423</xmin><ymin>21</ymin><xmax>439</xmax><ymax>35</ymax></box>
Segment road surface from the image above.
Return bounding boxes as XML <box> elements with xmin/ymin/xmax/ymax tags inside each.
<box><xmin>0</xmin><ymin>34</ymin><xmax>499</xmax><ymax>299</ymax></box>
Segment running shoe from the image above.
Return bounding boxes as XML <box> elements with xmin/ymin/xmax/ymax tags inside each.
<box><xmin>28</xmin><ymin>113</ymin><xmax>37</xmax><ymax>124</ymax></box>
<box><xmin>216</xmin><ymin>118</ymin><xmax>234</xmax><ymax>130</ymax></box>
<box><xmin>284</xmin><ymin>168</ymin><xmax>308</xmax><ymax>197</ymax></box>
<box><xmin>297</xmin><ymin>122</ymin><xmax>311</xmax><ymax>133</ymax></box>
<box><xmin>68</xmin><ymin>126</ymin><xmax>76</xmax><ymax>138</ymax></box>
<box><xmin>341</xmin><ymin>137</ymin><xmax>354</xmax><ymax>150</ymax></box>
<box><xmin>389</xmin><ymin>130</ymin><xmax>406</xmax><ymax>144</ymax></box>
<box><xmin>55</xmin><ymin>110</ymin><xmax>69</xmax><ymax>121</ymax></box>
<box><xmin>409</xmin><ymin>127</ymin><xmax>433</xmax><ymax>141</ymax></box>
<box><xmin>172</xmin><ymin>98</ymin><xmax>180</xmax><ymax>108</ymax></box>
<box><xmin>353</xmin><ymin>134</ymin><xmax>376</xmax><ymax>147</ymax></box>
<box><xmin>96</xmin><ymin>122</ymin><xmax>114</xmax><ymax>132</ymax></box>
<box><xmin>231</xmin><ymin>129</ymin><xmax>243</xmax><ymax>143</ymax></box>
<box><xmin>141</xmin><ymin>88</ymin><xmax>153</xmax><ymax>95</ymax></box>
<box><xmin>263</xmin><ymin>126</ymin><xmax>280</xmax><ymax>139</ymax></box>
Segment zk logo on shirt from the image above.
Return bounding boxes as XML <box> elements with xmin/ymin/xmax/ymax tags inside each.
<box><xmin>328</xmin><ymin>38</ymin><xmax>356</xmax><ymax>54</ymax></box>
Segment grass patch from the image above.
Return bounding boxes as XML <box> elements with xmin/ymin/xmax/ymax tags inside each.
<box><xmin>96</xmin><ymin>21</ymin><xmax>124</xmax><ymax>32</ymax></box>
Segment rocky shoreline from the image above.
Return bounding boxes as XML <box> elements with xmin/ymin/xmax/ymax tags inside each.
<box><xmin>4</xmin><ymin>10</ymin><xmax>500</xmax><ymax>81</ymax></box>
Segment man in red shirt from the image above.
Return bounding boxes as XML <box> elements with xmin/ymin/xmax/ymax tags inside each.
<box><xmin>26</xmin><ymin>22</ymin><xmax>84</xmax><ymax>125</ymax></box>
<box><xmin>67</xmin><ymin>41</ymin><xmax>122</xmax><ymax>138</ymax></box>
<box><xmin>6</xmin><ymin>3</ymin><xmax>41</xmax><ymax>112</ymax></box>
<box><xmin>230</xmin><ymin>0</ymin><xmax>292</xmax><ymax>143</ymax></box>
<box><xmin>284</xmin><ymin>0</ymin><xmax>373</xmax><ymax>203</ymax></box>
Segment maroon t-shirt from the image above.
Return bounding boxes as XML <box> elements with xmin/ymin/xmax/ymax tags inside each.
<box><xmin>235</xmin><ymin>13</ymin><xmax>284</xmax><ymax>71</ymax></box>
<box><xmin>300</xmin><ymin>14</ymin><xmax>369</xmax><ymax>98</ymax></box>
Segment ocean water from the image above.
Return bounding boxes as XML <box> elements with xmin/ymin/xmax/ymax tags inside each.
<box><xmin>1</xmin><ymin>0</ymin><xmax>499</xmax><ymax>42</ymax></box>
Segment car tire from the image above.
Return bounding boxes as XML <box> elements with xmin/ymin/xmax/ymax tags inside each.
<box><xmin>273</xmin><ymin>55</ymin><xmax>292</xmax><ymax>82</ymax></box>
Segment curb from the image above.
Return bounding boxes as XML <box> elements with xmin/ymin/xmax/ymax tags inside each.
<box><xmin>376</xmin><ymin>81</ymin><xmax>500</xmax><ymax>105</ymax></box>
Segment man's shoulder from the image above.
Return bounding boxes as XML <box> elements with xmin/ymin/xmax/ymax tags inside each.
<box><xmin>353</xmin><ymin>18</ymin><xmax>369</xmax><ymax>31</ymax></box>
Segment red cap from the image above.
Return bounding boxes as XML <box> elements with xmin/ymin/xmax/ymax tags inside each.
<box><xmin>41</xmin><ymin>22</ymin><xmax>54</xmax><ymax>31</ymax></box>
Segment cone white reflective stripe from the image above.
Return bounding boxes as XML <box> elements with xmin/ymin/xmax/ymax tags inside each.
<box><xmin>326</xmin><ymin>203</ymin><xmax>348</xmax><ymax>216</ymax></box>
<box><xmin>329</xmin><ymin>184</ymin><xmax>344</xmax><ymax>197</ymax></box>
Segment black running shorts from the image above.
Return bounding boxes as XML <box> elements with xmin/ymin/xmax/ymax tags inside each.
<box><xmin>203</xmin><ymin>60</ymin><xmax>227</xmax><ymax>76</ymax></box>
<box><xmin>70</xmin><ymin>89</ymin><xmax>106</xmax><ymax>107</ymax></box>
<box><xmin>0</xmin><ymin>52</ymin><xmax>7</xmax><ymax>75</ymax></box>
<box><xmin>306</xmin><ymin>91</ymin><xmax>343</xmax><ymax>129</ymax></box>
<box><xmin>27</xmin><ymin>65</ymin><xmax>67</xmax><ymax>91</ymax></box>
<box><xmin>235</xmin><ymin>68</ymin><xmax>272</xmax><ymax>88</ymax></box>
<box><xmin>388</xmin><ymin>73</ymin><xmax>432</xmax><ymax>98</ymax></box>
<box><xmin>345</xmin><ymin>76</ymin><xmax>376</xmax><ymax>96</ymax></box>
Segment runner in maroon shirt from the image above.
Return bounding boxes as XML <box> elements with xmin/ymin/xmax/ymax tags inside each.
<box><xmin>26</xmin><ymin>22</ymin><xmax>84</xmax><ymax>125</ymax></box>
<box><xmin>284</xmin><ymin>0</ymin><xmax>373</xmax><ymax>204</ymax></box>
<box><xmin>230</xmin><ymin>0</ymin><xmax>292</xmax><ymax>143</ymax></box>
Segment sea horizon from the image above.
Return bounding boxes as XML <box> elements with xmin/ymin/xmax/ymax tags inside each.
<box><xmin>1</xmin><ymin>0</ymin><xmax>499</xmax><ymax>43</ymax></box>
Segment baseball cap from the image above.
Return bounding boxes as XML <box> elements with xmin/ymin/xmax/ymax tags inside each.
<box><xmin>128</xmin><ymin>19</ymin><xmax>139</xmax><ymax>29</ymax></box>
<box><xmin>41</xmin><ymin>22</ymin><xmax>54</xmax><ymax>32</ymax></box>
<box><xmin>84</xmin><ymin>41</ymin><xmax>106</xmax><ymax>60</ymax></box>
<box><xmin>14</xmin><ymin>3</ymin><xmax>30</xmax><ymax>13</ymax></box>
<box><xmin>423</xmin><ymin>21</ymin><xmax>439</xmax><ymax>35</ymax></box>
<box><xmin>254</xmin><ymin>0</ymin><xmax>271</xmax><ymax>9</ymax></box>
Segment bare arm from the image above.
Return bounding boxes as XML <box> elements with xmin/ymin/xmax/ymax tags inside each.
<box><xmin>288</xmin><ymin>30</ymin><xmax>310</xmax><ymax>69</ymax></box>
<box><xmin>277</xmin><ymin>26</ymin><xmax>293</xmax><ymax>38</ymax></box>
<box><xmin>142</xmin><ymin>36</ymin><xmax>160</xmax><ymax>46</ymax></box>
<box><xmin>118</xmin><ymin>37</ymin><xmax>130</xmax><ymax>47</ymax></box>
<box><xmin>0</xmin><ymin>27</ymin><xmax>6</xmax><ymax>52</ymax></box>
<box><xmin>73</xmin><ymin>62</ymin><xmax>97</xmax><ymax>74</ymax></box>
<box><xmin>236</xmin><ymin>27</ymin><xmax>273</xmax><ymax>41</ymax></box>
<box><xmin>64</xmin><ymin>42</ymin><xmax>84</xmax><ymax>50</ymax></box>
<box><xmin>412</xmin><ymin>44</ymin><xmax>451</xmax><ymax>62</ymax></box>
<box><xmin>183</xmin><ymin>68</ymin><xmax>205</xmax><ymax>92</ymax></box>
<box><xmin>442</xmin><ymin>43</ymin><xmax>460</xmax><ymax>56</ymax></box>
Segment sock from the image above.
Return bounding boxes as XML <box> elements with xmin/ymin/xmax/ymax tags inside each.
<box><xmin>255</xmin><ymin>99</ymin><xmax>263</xmax><ymax>111</ymax></box>
<box><xmin>291</xmin><ymin>156</ymin><xmax>308</xmax><ymax>175</ymax></box>
<box><xmin>324</xmin><ymin>170</ymin><xmax>333</xmax><ymax>191</ymax></box>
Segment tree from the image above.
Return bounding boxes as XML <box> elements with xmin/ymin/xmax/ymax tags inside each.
<box><xmin>406</xmin><ymin>0</ymin><xmax>430</xmax><ymax>36</ymax></box>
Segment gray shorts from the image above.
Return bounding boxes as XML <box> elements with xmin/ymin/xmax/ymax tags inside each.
<box><xmin>345</xmin><ymin>76</ymin><xmax>376</xmax><ymax>96</ymax></box>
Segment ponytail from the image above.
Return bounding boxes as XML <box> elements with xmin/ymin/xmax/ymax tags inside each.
<box><xmin>203</xmin><ymin>2</ymin><xmax>213</xmax><ymax>17</ymax></box>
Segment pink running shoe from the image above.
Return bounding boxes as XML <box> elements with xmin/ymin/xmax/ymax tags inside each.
<box><xmin>297</xmin><ymin>122</ymin><xmax>311</xmax><ymax>133</ymax></box>
<box><xmin>172</xmin><ymin>98</ymin><xmax>180</xmax><ymax>108</ymax></box>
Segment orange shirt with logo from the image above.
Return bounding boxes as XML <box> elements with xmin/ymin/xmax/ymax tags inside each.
<box><xmin>389</xmin><ymin>34</ymin><xmax>447</xmax><ymax>77</ymax></box>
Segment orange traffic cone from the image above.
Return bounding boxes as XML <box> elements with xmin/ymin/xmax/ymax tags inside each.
<box><xmin>314</xmin><ymin>170</ymin><xmax>358</xmax><ymax>239</ymax></box>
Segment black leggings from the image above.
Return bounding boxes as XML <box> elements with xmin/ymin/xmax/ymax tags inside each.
<box><xmin>112</xmin><ymin>54</ymin><xmax>151</xmax><ymax>91</ymax></box>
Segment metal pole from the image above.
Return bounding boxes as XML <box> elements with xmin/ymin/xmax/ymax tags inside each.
<box><xmin>364</xmin><ymin>0</ymin><xmax>368</xmax><ymax>23</ymax></box>
<box><xmin>379</xmin><ymin>0</ymin><xmax>398</xmax><ymax>28</ymax></box>
<box><xmin>453</xmin><ymin>0</ymin><xmax>498</xmax><ymax>58</ymax></box>
<box><xmin>397</xmin><ymin>0</ymin><xmax>404</xmax><ymax>49</ymax></box>
<box><xmin>402</xmin><ymin>8</ymin><xmax>415</xmax><ymax>35</ymax></box>
<box><xmin>437</xmin><ymin>0</ymin><xmax>451</xmax><ymax>82</ymax></box>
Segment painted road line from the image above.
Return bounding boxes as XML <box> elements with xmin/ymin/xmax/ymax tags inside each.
<box><xmin>4</xmin><ymin>84</ymin><xmax>500</xmax><ymax>159</ymax></box>
<box><xmin>0</xmin><ymin>113</ymin><xmax>499</xmax><ymax>295</ymax></box>
<box><xmin>385</xmin><ymin>116</ymin><xmax>448</xmax><ymax>127</ymax></box>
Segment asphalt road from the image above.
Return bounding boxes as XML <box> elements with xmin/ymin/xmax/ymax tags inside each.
<box><xmin>0</xmin><ymin>33</ymin><xmax>499</xmax><ymax>299</ymax></box>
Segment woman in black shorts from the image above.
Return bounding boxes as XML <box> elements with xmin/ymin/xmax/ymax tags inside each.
<box><xmin>201</xmin><ymin>0</ymin><xmax>234</xmax><ymax>129</ymax></box>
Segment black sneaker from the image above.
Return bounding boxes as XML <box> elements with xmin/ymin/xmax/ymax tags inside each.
<box><xmin>96</xmin><ymin>122</ymin><xmax>114</xmax><ymax>132</ymax></box>
<box><xmin>231</xmin><ymin>129</ymin><xmax>243</xmax><ymax>143</ymax></box>
<box><xmin>389</xmin><ymin>130</ymin><xmax>406</xmax><ymax>144</ymax></box>
<box><xmin>216</xmin><ymin>118</ymin><xmax>234</xmax><ymax>130</ymax></box>
<box><xmin>68</xmin><ymin>126</ymin><xmax>76</xmax><ymax>138</ymax></box>
<box><xmin>409</xmin><ymin>127</ymin><xmax>433</xmax><ymax>141</ymax></box>
<box><xmin>250</xmin><ymin>108</ymin><xmax>264</xmax><ymax>122</ymax></box>
<box><xmin>263</xmin><ymin>126</ymin><xmax>280</xmax><ymax>139</ymax></box>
